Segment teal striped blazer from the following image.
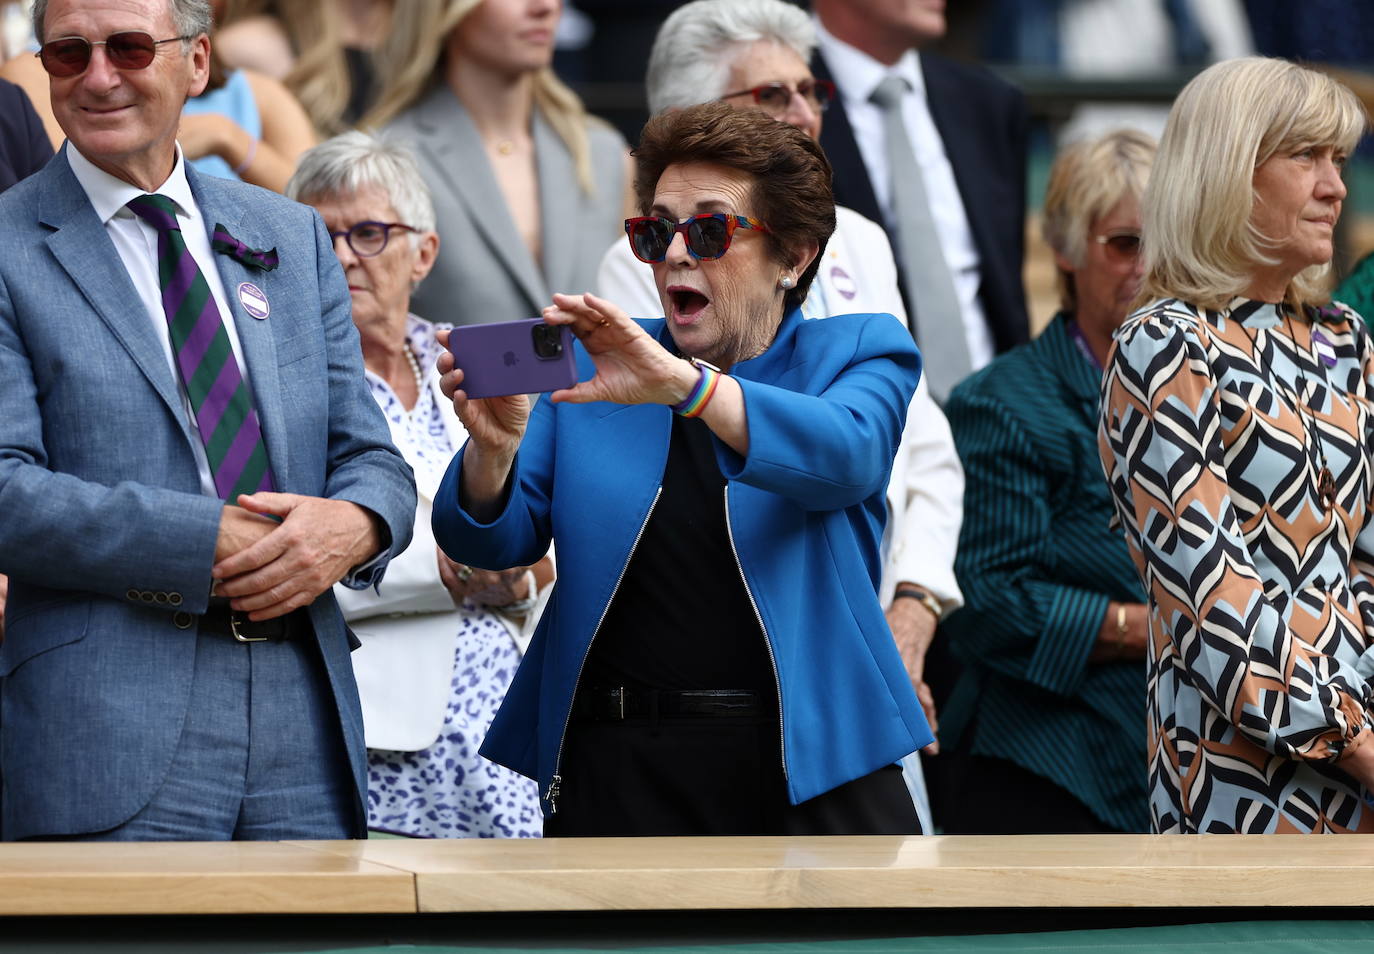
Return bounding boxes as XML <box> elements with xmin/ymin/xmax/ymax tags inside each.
<box><xmin>940</xmin><ymin>312</ymin><xmax>1148</xmax><ymax>833</ymax></box>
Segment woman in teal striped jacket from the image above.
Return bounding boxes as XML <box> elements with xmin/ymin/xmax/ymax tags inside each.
<box><xmin>937</xmin><ymin>130</ymin><xmax>1156</xmax><ymax>833</ymax></box>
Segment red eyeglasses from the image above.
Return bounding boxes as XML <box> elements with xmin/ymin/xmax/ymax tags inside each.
<box><xmin>624</xmin><ymin>213</ymin><xmax>770</xmax><ymax>263</ymax></box>
<box><xmin>718</xmin><ymin>79</ymin><xmax>836</xmax><ymax>118</ymax></box>
<box><xmin>37</xmin><ymin>31</ymin><xmax>193</xmax><ymax>78</ymax></box>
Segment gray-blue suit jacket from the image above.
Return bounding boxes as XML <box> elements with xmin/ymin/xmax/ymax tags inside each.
<box><xmin>0</xmin><ymin>149</ymin><xmax>416</xmax><ymax>840</ymax></box>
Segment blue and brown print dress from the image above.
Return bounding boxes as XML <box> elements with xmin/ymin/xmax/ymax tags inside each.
<box><xmin>1099</xmin><ymin>297</ymin><xmax>1374</xmax><ymax>833</ymax></box>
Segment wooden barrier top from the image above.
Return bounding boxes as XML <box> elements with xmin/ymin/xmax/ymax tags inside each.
<box><xmin>0</xmin><ymin>841</ymin><xmax>415</xmax><ymax>916</ymax></box>
<box><xmin>4</xmin><ymin>834</ymin><xmax>1374</xmax><ymax>916</ymax></box>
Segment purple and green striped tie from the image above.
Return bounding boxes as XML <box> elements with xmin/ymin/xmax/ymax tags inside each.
<box><xmin>126</xmin><ymin>193</ymin><xmax>275</xmax><ymax>500</ymax></box>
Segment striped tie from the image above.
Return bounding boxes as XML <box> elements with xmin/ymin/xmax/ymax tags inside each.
<box><xmin>126</xmin><ymin>194</ymin><xmax>275</xmax><ymax>500</ymax></box>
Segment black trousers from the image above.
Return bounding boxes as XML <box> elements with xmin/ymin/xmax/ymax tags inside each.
<box><xmin>936</xmin><ymin>754</ymin><xmax>1118</xmax><ymax>835</ymax></box>
<box><xmin>543</xmin><ymin>711</ymin><xmax>920</xmax><ymax>837</ymax></box>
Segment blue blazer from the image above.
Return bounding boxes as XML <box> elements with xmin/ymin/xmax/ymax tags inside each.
<box><xmin>0</xmin><ymin>149</ymin><xmax>416</xmax><ymax>840</ymax></box>
<box><xmin>433</xmin><ymin>308</ymin><xmax>934</xmax><ymax>810</ymax></box>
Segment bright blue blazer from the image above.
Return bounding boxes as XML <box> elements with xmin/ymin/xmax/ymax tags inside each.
<box><xmin>433</xmin><ymin>307</ymin><xmax>934</xmax><ymax>809</ymax></box>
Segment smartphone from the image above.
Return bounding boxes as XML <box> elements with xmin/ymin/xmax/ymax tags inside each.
<box><xmin>447</xmin><ymin>318</ymin><xmax>577</xmax><ymax>399</ymax></box>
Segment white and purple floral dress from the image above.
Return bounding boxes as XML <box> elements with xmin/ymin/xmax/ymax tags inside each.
<box><xmin>361</xmin><ymin>315</ymin><xmax>542</xmax><ymax>838</ymax></box>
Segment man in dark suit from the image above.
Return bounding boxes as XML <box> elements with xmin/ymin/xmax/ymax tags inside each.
<box><xmin>0</xmin><ymin>0</ymin><xmax>415</xmax><ymax>841</ymax></box>
<box><xmin>811</xmin><ymin>0</ymin><xmax>1030</xmax><ymax>400</ymax></box>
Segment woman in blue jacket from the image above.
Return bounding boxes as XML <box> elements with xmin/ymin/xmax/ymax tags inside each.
<box><xmin>433</xmin><ymin>103</ymin><xmax>932</xmax><ymax>836</ymax></box>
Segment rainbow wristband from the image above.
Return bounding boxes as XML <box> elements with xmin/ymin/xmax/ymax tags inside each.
<box><xmin>671</xmin><ymin>359</ymin><xmax>722</xmax><ymax>418</ymax></box>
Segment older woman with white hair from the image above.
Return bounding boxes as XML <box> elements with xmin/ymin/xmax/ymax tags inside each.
<box><xmin>1099</xmin><ymin>58</ymin><xmax>1373</xmax><ymax>834</ymax></box>
<box><xmin>287</xmin><ymin>132</ymin><xmax>546</xmax><ymax>838</ymax></box>
<box><xmin>594</xmin><ymin>0</ymin><xmax>963</xmax><ymax>831</ymax></box>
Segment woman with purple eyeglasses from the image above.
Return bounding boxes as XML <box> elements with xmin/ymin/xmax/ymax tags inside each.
<box><xmin>288</xmin><ymin>131</ymin><xmax>547</xmax><ymax>839</ymax></box>
<box><xmin>433</xmin><ymin>102</ymin><xmax>932</xmax><ymax>837</ymax></box>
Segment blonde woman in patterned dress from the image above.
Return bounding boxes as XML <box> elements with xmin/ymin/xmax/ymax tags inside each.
<box><xmin>1099</xmin><ymin>58</ymin><xmax>1372</xmax><ymax>834</ymax></box>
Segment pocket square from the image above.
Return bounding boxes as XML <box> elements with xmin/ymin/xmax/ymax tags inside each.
<box><xmin>212</xmin><ymin>224</ymin><xmax>279</xmax><ymax>271</ymax></box>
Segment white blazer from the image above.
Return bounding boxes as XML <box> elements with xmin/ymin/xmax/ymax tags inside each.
<box><xmin>596</xmin><ymin>205</ymin><xmax>963</xmax><ymax>613</ymax></box>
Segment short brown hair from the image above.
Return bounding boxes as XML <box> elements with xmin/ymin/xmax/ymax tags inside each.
<box><xmin>634</xmin><ymin>102</ymin><xmax>835</xmax><ymax>312</ymax></box>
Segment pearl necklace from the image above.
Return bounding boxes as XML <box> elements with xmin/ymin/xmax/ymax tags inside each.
<box><xmin>401</xmin><ymin>342</ymin><xmax>425</xmax><ymax>406</ymax></box>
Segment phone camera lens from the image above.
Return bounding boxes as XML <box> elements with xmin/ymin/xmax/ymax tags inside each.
<box><xmin>531</xmin><ymin>324</ymin><xmax>562</xmax><ymax>359</ymax></box>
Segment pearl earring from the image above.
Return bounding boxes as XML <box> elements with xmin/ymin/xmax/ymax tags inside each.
<box><xmin>780</xmin><ymin>276</ymin><xmax>795</xmax><ymax>289</ymax></box>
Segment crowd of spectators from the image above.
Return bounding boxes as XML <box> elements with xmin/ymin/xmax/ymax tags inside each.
<box><xmin>1</xmin><ymin>0</ymin><xmax>1373</xmax><ymax>841</ymax></box>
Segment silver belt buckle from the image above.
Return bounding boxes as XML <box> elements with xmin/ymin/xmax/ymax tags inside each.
<box><xmin>229</xmin><ymin>612</ymin><xmax>267</xmax><ymax>643</ymax></box>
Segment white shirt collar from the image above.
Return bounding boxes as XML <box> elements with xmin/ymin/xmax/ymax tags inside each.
<box><xmin>67</xmin><ymin>143</ymin><xmax>197</xmax><ymax>225</ymax></box>
<box><xmin>813</xmin><ymin>15</ymin><xmax>925</xmax><ymax>105</ymax></box>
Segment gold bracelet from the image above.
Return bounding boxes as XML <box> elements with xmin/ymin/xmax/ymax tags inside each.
<box><xmin>1114</xmin><ymin>604</ymin><xmax>1129</xmax><ymax>654</ymax></box>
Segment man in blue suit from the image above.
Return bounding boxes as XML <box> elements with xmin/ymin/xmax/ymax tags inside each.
<box><xmin>0</xmin><ymin>0</ymin><xmax>416</xmax><ymax>841</ymax></box>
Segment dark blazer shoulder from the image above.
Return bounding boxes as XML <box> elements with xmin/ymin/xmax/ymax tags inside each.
<box><xmin>919</xmin><ymin>50</ymin><xmax>1025</xmax><ymax>108</ymax></box>
<box><xmin>0</xmin><ymin>78</ymin><xmax>53</xmax><ymax>192</ymax></box>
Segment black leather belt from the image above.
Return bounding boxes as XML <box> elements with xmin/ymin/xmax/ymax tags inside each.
<box><xmin>199</xmin><ymin>601</ymin><xmax>305</xmax><ymax>642</ymax></box>
<box><xmin>572</xmin><ymin>687</ymin><xmax>763</xmax><ymax>721</ymax></box>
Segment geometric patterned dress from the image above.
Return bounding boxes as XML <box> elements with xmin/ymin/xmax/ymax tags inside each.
<box><xmin>1098</xmin><ymin>297</ymin><xmax>1374</xmax><ymax>833</ymax></box>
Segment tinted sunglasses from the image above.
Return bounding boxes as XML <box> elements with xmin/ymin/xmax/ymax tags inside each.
<box><xmin>38</xmin><ymin>31</ymin><xmax>192</xmax><ymax>78</ymax></box>
<box><xmin>328</xmin><ymin>221</ymin><xmax>418</xmax><ymax>257</ymax></box>
<box><xmin>719</xmin><ymin>79</ymin><xmax>836</xmax><ymax>118</ymax></box>
<box><xmin>624</xmin><ymin>213</ymin><xmax>769</xmax><ymax>263</ymax></box>
<box><xmin>1094</xmin><ymin>230</ymin><xmax>1142</xmax><ymax>260</ymax></box>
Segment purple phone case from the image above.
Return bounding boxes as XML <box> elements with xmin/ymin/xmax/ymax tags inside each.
<box><xmin>448</xmin><ymin>318</ymin><xmax>578</xmax><ymax>399</ymax></box>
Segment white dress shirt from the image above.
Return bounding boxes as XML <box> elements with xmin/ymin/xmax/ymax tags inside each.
<box><xmin>68</xmin><ymin>144</ymin><xmax>254</xmax><ymax>498</ymax></box>
<box><xmin>814</xmin><ymin>17</ymin><xmax>995</xmax><ymax>371</ymax></box>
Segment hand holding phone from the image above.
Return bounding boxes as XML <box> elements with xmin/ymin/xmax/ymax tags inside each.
<box><xmin>446</xmin><ymin>318</ymin><xmax>577</xmax><ymax>399</ymax></box>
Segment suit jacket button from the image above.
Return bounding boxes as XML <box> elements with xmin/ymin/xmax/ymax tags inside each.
<box><xmin>126</xmin><ymin>588</ymin><xmax>140</xmax><ymax>602</ymax></box>
<box><xmin>168</xmin><ymin>592</ymin><xmax>183</xmax><ymax>606</ymax></box>
<box><xmin>154</xmin><ymin>592</ymin><xmax>169</xmax><ymax>604</ymax></box>
<box><xmin>173</xmin><ymin>612</ymin><xmax>194</xmax><ymax>630</ymax></box>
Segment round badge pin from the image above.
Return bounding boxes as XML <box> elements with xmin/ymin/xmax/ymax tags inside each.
<box><xmin>237</xmin><ymin>282</ymin><xmax>270</xmax><ymax>319</ymax></box>
<box><xmin>829</xmin><ymin>265</ymin><xmax>857</xmax><ymax>301</ymax></box>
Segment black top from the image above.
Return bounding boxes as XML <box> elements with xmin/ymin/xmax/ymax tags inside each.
<box><xmin>581</xmin><ymin>415</ymin><xmax>774</xmax><ymax>692</ymax></box>
<box><xmin>0</xmin><ymin>79</ymin><xmax>53</xmax><ymax>194</ymax></box>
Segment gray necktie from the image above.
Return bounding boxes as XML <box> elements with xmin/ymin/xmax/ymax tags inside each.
<box><xmin>869</xmin><ymin>74</ymin><xmax>971</xmax><ymax>402</ymax></box>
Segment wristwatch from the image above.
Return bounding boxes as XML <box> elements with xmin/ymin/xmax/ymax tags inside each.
<box><xmin>894</xmin><ymin>585</ymin><xmax>942</xmax><ymax>621</ymax></box>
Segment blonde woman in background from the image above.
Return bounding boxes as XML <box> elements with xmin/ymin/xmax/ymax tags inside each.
<box><xmin>368</xmin><ymin>0</ymin><xmax>633</xmax><ymax>328</ymax></box>
<box><xmin>216</xmin><ymin>0</ymin><xmax>393</xmax><ymax>135</ymax></box>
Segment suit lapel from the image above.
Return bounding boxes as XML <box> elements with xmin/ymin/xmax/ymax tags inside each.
<box><xmin>187</xmin><ymin>168</ymin><xmax>291</xmax><ymax>489</ymax></box>
<box><xmin>411</xmin><ymin>84</ymin><xmax>548</xmax><ymax>311</ymax></box>
<box><xmin>1036</xmin><ymin>313</ymin><xmax>1101</xmax><ymax>426</ymax></box>
<box><xmin>921</xmin><ymin>54</ymin><xmax>998</xmax><ymax>285</ymax></box>
<box><xmin>38</xmin><ymin>152</ymin><xmax>188</xmax><ymax>431</ymax></box>
<box><xmin>813</xmin><ymin>50</ymin><xmax>885</xmax><ymax>228</ymax></box>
